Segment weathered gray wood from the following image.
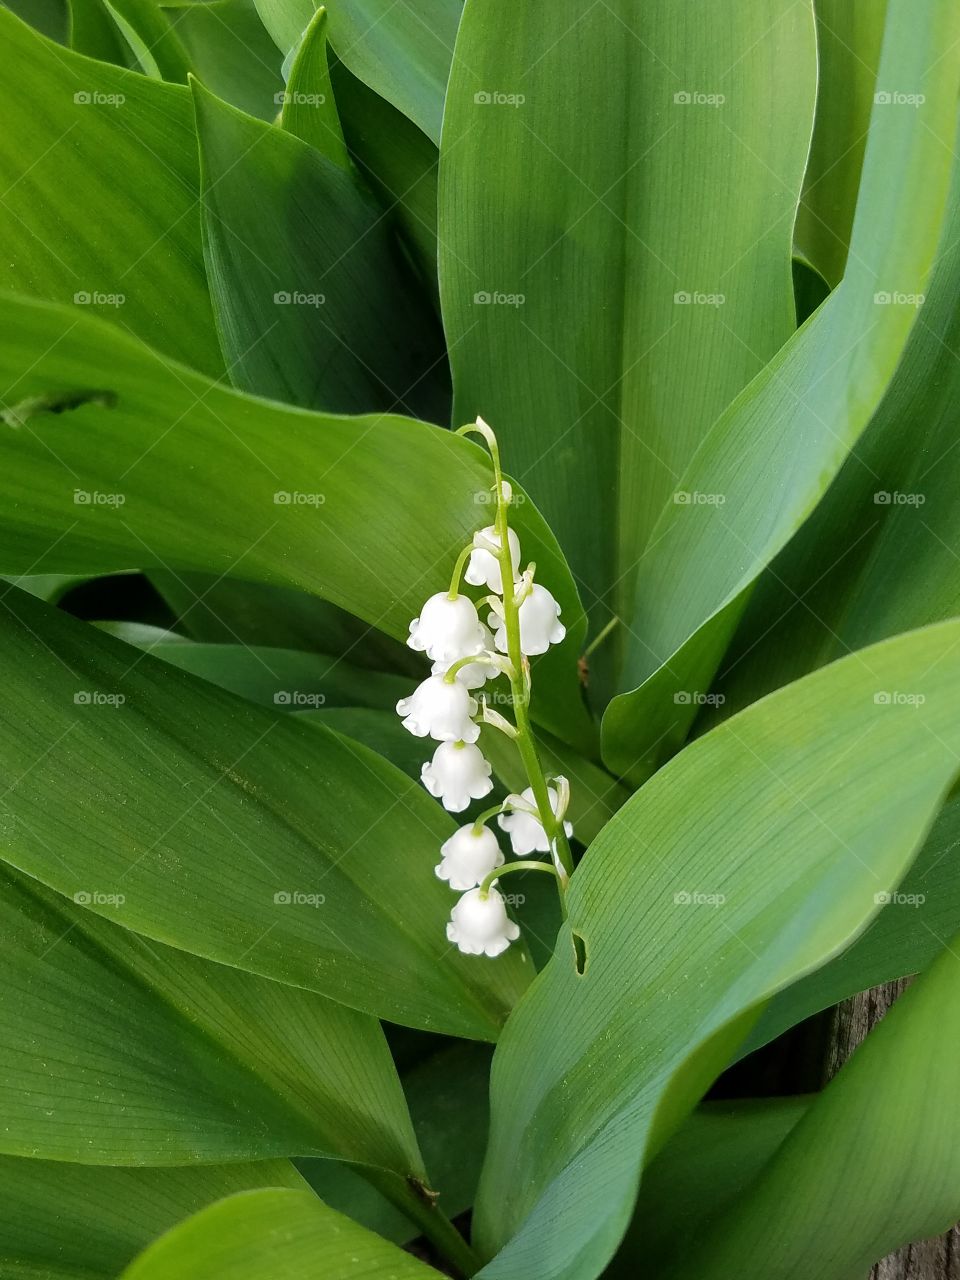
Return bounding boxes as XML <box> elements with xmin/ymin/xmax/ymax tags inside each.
<box><xmin>825</xmin><ymin>981</ymin><xmax>960</xmax><ymax>1280</ymax></box>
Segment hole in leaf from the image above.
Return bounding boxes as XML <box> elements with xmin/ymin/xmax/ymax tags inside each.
<box><xmin>1</xmin><ymin>387</ymin><xmax>117</xmax><ymax>429</ymax></box>
<box><xmin>572</xmin><ymin>930</ymin><xmax>587</xmax><ymax>975</ymax></box>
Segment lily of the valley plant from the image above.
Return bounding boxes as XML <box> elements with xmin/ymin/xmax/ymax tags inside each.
<box><xmin>0</xmin><ymin>0</ymin><xmax>959</xmax><ymax>1279</ymax></box>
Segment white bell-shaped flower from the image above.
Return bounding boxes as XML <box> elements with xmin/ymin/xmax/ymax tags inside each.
<box><xmin>465</xmin><ymin>525</ymin><xmax>521</xmax><ymax>595</ymax></box>
<box><xmin>396</xmin><ymin>675</ymin><xmax>479</xmax><ymax>743</ymax></box>
<box><xmin>490</xmin><ymin>584</ymin><xmax>565</xmax><ymax>657</ymax></box>
<box><xmin>421</xmin><ymin>740</ymin><xmax>493</xmax><ymax>813</ymax></box>
<box><xmin>407</xmin><ymin>592</ymin><xmax>485</xmax><ymax>664</ymax></box>
<box><xmin>446</xmin><ymin>886</ymin><xmax>520</xmax><ymax>957</ymax></box>
<box><xmin>435</xmin><ymin>824</ymin><xmax>504</xmax><ymax>890</ymax></box>
<box><xmin>498</xmin><ymin>784</ymin><xmax>573</xmax><ymax>856</ymax></box>
<box><xmin>431</xmin><ymin>625</ymin><xmax>499</xmax><ymax>690</ymax></box>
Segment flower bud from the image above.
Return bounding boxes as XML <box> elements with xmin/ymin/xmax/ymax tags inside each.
<box><xmin>435</xmin><ymin>824</ymin><xmax>504</xmax><ymax>890</ymax></box>
<box><xmin>490</xmin><ymin>583</ymin><xmax>565</xmax><ymax>657</ymax></box>
<box><xmin>465</xmin><ymin>525</ymin><xmax>521</xmax><ymax>594</ymax></box>
<box><xmin>421</xmin><ymin>740</ymin><xmax>493</xmax><ymax>813</ymax></box>
<box><xmin>407</xmin><ymin>592</ymin><xmax>485</xmax><ymax>664</ymax></box>
<box><xmin>498</xmin><ymin>784</ymin><xmax>573</xmax><ymax>856</ymax></box>
<box><xmin>446</xmin><ymin>886</ymin><xmax>520</xmax><ymax>957</ymax></box>
<box><xmin>396</xmin><ymin>676</ymin><xmax>479</xmax><ymax>743</ymax></box>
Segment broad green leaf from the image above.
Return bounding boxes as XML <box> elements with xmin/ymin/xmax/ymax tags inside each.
<box><xmin>0</xmin><ymin>863</ymin><xmax>425</xmax><ymax>1176</ymax></box>
<box><xmin>0</xmin><ymin>586</ymin><xmax>530</xmax><ymax>1039</ymax></box>
<box><xmin>279</xmin><ymin>5</ymin><xmax>349</xmax><ymax>164</ymax></box>
<box><xmin>166</xmin><ymin>0</ymin><xmax>283</xmax><ymax>120</ymax></box>
<box><xmin>70</xmin><ymin>0</ymin><xmax>133</xmax><ymax>63</ymax></box>
<box><xmin>99</xmin><ymin>0</ymin><xmax>192</xmax><ymax>80</ymax></box>
<box><xmin>96</xmin><ymin>622</ymin><xmax>410</xmax><ymax>711</ymax></box>
<box><xmin>608</xmin><ymin>1098</ymin><xmax>809</xmax><ymax>1278</ymax></box>
<box><xmin>743</xmin><ymin>792</ymin><xmax>960</xmax><ymax>1057</ymax></box>
<box><xmin>192</xmin><ymin>80</ymin><xmax>448</xmax><ymax>419</ymax></box>
<box><xmin>0</xmin><ymin>1156</ymin><xmax>307</xmax><ymax>1280</ymax></box>
<box><xmin>121</xmin><ymin>1189</ymin><xmax>443</xmax><ymax>1280</ymax></box>
<box><xmin>473</xmin><ymin>619</ymin><xmax>960</xmax><ymax>1280</ymax></box>
<box><xmin>669</xmin><ymin>937</ymin><xmax>960</xmax><ymax>1279</ymax></box>
<box><xmin>440</xmin><ymin>0</ymin><xmax>816</xmax><ymax>696</ymax></box>
<box><xmin>303</xmin><ymin>1042</ymin><xmax>493</xmax><ymax>1242</ymax></box>
<box><xmin>0</xmin><ymin>292</ymin><xmax>593</xmax><ymax>749</ymax></box>
<box><xmin>602</xmin><ymin>0</ymin><xmax>960</xmax><ymax>779</ymax></box>
<box><xmin>254</xmin><ymin>0</ymin><xmax>461</xmax><ymax>144</ymax></box>
<box><xmin>711</xmin><ymin>165</ymin><xmax>960</xmax><ymax>723</ymax></box>
<box><xmin>0</xmin><ymin>9</ymin><xmax>222</xmax><ymax>375</ymax></box>
<box><xmin>331</xmin><ymin>62</ymin><xmax>440</xmax><ymax>301</ymax></box>
<box><xmin>5</xmin><ymin>0</ymin><xmax>68</xmax><ymax>40</ymax></box>
<box><xmin>795</xmin><ymin>0</ymin><xmax>888</xmax><ymax>286</ymax></box>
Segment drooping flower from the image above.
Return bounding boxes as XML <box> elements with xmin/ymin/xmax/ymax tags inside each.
<box><xmin>465</xmin><ymin>525</ymin><xmax>521</xmax><ymax>595</ymax></box>
<box><xmin>435</xmin><ymin>824</ymin><xmax>505</xmax><ymax>890</ymax></box>
<box><xmin>431</xmin><ymin>624</ymin><xmax>499</xmax><ymax>689</ymax></box>
<box><xmin>498</xmin><ymin>784</ymin><xmax>573</xmax><ymax>856</ymax></box>
<box><xmin>446</xmin><ymin>886</ymin><xmax>519</xmax><ymax>956</ymax></box>
<box><xmin>407</xmin><ymin>592</ymin><xmax>485</xmax><ymax>664</ymax></box>
<box><xmin>421</xmin><ymin>740</ymin><xmax>493</xmax><ymax>812</ymax></box>
<box><xmin>490</xmin><ymin>583</ymin><xmax>565</xmax><ymax>656</ymax></box>
<box><xmin>396</xmin><ymin>675</ymin><xmax>479</xmax><ymax>743</ymax></box>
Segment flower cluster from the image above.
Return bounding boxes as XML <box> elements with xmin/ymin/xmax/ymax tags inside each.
<box><xmin>396</xmin><ymin>418</ymin><xmax>574</xmax><ymax>957</ymax></box>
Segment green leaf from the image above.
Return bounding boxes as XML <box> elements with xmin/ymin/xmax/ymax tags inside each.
<box><xmin>330</xmin><ymin>62</ymin><xmax>440</xmax><ymax>301</ymax></box>
<box><xmin>96</xmin><ymin>622</ymin><xmax>410</xmax><ymax>711</ymax></box>
<box><xmin>192</xmin><ymin>79</ymin><xmax>448</xmax><ymax>419</ymax></box>
<box><xmin>99</xmin><ymin>0</ymin><xmax>192</xmax><ymax>80</ymax></box>
<box><xmin>795</xmin><ymin>0</ymin><xmax>889</xmax><ymax>286</ymax></box>
<box><xmin>607</xmin><ymin>1098</ymin><xmax>809</xmax><ymax>1278</ymax></box>
<box><xmin>0</xmin><ymin>862</ymin><xmax>425</xmax><ymax>1174</ymax></box>
<box><xmin>0</xmin><ymin>586</ymin><xmax>530</xmax><ymax>1039</ymax></box>
<box><xmin>254</xmin><ymin>0</ymin><xmax>461</xmax><ymax>144</ymax></box>
<box><xmin>667</xmin><ymin>937</ymin><xmax>960</xmax><ymax>1279</ymax></box>
<box><xmin>121</xmin><ymin>1188</ymin><xmax>443</xmax><ymax>1280</ymax></box>
<box><xmin>302</xmin><ymin>1042</ymin><xmax>493</xmax><ymax>1242</ymax></box>
<box><xmin>0</xmin><ymin>292</ymin><xmax>592</xmax><ymax>749</ymax></box>
<box><xmin>0</xmin><ymin>9</ymin><xmax>222</xmax><ymax>375</ymax></box>
<box><xmin>711</xmin><ymin>163</ymin><xmax>960</xmax><ymax>723</ymax></box>
<box><xmin>0</xmin><ymin>1156</ymin><xmax>307</xmax><ymax>1280</ymax></box>
<box><xmin>165</xmin><ymin>0</ymin><xmax>284</xmax><ymax>120</ymax></box>
<box><xmin>439</xmin><ymin>0</ymin><xmax>816</xmax><ymax>698</ymax></box>
<box><xmin>279</xmin><ymin>5</ymin><xmax>349</xmax><ymax>164</ymax></box>
<box><xmin>602</xmin><ymin>0</ymin><xmax>960</xmax><ymax>779</ymax></box>
<box><xmin>472</xmin><ymin>618</ymin><xmax>960</xmax><ymax>1280</ymax></box>
<box><xmin>743</xmin><ymin>791</ymin><xmax>960</xmax><ymax>1057</ymax></box>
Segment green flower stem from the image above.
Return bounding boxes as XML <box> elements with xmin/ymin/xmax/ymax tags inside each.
<box><xmin>479</xmin><ymin>859</ymin><xmax>558</xmax><ymax>897</ymax></box>
<box><xmin>447</xmin><ymin>542</ymin><xmax>475</xmax><ymax>598</ymax></box>
<box><xmin>442</xmin><ymin>651</ymin><xmax>514</xmax><ymax>684</ymax></box>
<box><xmin>471</xmin><ymin>801</ymin><xmax>508</xmax><ymax>833</ymax></box>
<box><xmin>366</xmin><ymin>1169</ymin><xmax>479</xmax><ymax>1277</ymax></box>
<box><xmin>457</xmin><ymin>420</ymin><xmax>575</xmax><ymax>899</ymax></box>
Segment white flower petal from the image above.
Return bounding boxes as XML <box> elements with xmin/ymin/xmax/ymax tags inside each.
<box><xmin>420</xmin><ymin>741</ymin><xmax>493</xmax><ymax>813</ymax></box>
<box><xmin>407</xmin><ymin>593</ymin><xmax>485</xmax><ymax>664</ymax></box>
<box><xmin>435</xmin><ymin>824</ymin><xmax>504</xmax><ymax>891</ymax></box>
<box><xmin>464</xmin><ymin>526</ymin><xmax>521</xmax><ymax>594</ymax></box>
<box><xmin>396</xmin><ymin>675</ymin><xmax>478</xmax><ymax>743</ymax></box>
<box><xmin>446</xmin><ymin>886</ymin><xmax>520</xmax><ymax>957</ymax></box>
